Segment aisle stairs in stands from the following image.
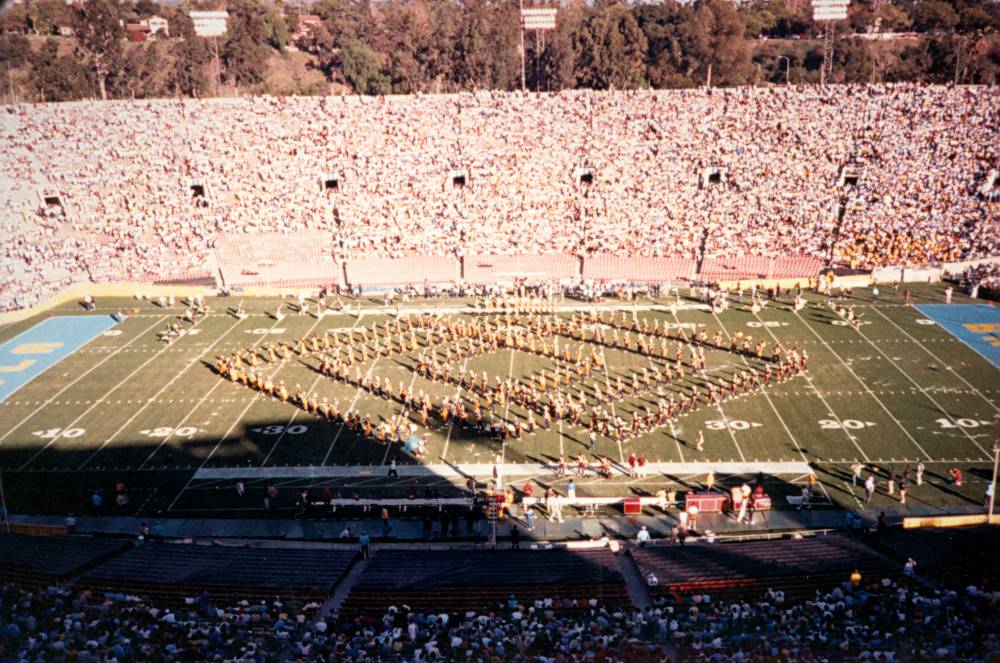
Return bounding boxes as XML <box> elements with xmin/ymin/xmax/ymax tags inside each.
<box><xmin>319</xmin><ymin>557</ymin><xmax>369</xmax><ymax>618</ymax></box>
<box><xmin>617</xmin><ymin>552</ymin><xmax>652</xmax><ymax>609</ymax></box>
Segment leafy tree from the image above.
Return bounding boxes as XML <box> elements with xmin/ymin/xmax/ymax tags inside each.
<box><xmin>262</xmin><ymin>10</ymin><xmax>290</xmax><ymax>52</ymax></box>
<box><xmin>0</xmin><ymin>33</ymin><xmax>31</xmax><ymax>68</ymax></box>
<box><xmin>636</xmin><ymin>1</ymin><xmax>696</xmax><ymax>87</ymax></box>
<box><xmin>340</xmin><ymin>38</ymin><xmax>390</xmax><ymax>94</ymax></box>
<box><xmin>958</xmin><ymin>4</ymin><xmax>995</xmax><ymax>33</ymax></box>
<box><xmin>28</xmin><ymin>0</ymin><xmax>70</xmax><ymax>35</ymax></box>
<box><xmin>72</xmin><ymin>0</ymin><xmax>125</xmax><ymax>100</ymax></box>
<box><xmin>134</xmin><ymin>0</ymin><xmax>162</xmax><ymax>17</ymax></box>
<box><xmin>314</xmin><ymin>0</ymin><xmax>374</xmax><ymax>48</ymax></box>
<box><xmin>221</xmin><ymin>0</ymin><xmax>271</xmax><ymax>87</ymax></box>
<box><xmin>30</xmin><ymin>38</ymin><xmax>90</xmax><ymax>101</ymax></box>
<box><xmin>876</xmin><ymin>4</ymin><xmax>913</xmax><ymax>32</ymax></box>
<box><xmin>452</xmin><ymin>0</ymin><xmax>519</xmax><ymax>90</ymax></box>
<box><xmin>534</xmin><ymin>6</ymin><xmax>581</xmax><ymax>91</ymax></box>
<box><xmin>0</xmin><ymin>4</ymin><xmax>29</xmax><ymax>35</ymax></box>
<box><xmin>168</xmin><ymin>10</ymin><xmax>212</xmax><ymax>96</ymax></box>
<box><xmin>910</xmin><ymin>0</ymin><xmax>959</xmax><ymax>33</ymax></box>
<box><xmin>109</xmin><ymin>41</ymin><xmax>165</xmax><ymax>98</ymax></box>
<box><xmin>573</xmin><ymin>4</ymin><xmax>648</xmax><ymax>89</ymax></box>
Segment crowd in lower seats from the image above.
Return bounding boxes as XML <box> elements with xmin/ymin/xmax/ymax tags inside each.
<box><xmin>2</xmin><ymin>85</ymin><xmax>997</xmax><ymax>310</ymax></box>
<box><xmin>958</xmin><ymin>262</ymin><xmax>1000</xmax><ymax>298</ymax></box>
<box><xmin>2</xmin><ymin>572</ymin><xmax>999</xmax><ymax>662</ymax></box>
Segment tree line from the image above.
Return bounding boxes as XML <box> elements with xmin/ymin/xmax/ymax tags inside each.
<box><xmin>1</xmin><ymin>0</ymin><xmax>997</xmax><ymax>102</ymax></box>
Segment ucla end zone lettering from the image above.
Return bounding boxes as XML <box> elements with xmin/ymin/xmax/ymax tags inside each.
<box><xmin>0</xmin><ymin>316</ymin><xmax>118</xmax><ymax>402</ymax></box>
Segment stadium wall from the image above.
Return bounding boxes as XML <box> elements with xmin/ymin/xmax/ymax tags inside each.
<box><xmin>0</xmin><ymin>282</ymin><xmax>218</xmax><ymax>325</ymax></box>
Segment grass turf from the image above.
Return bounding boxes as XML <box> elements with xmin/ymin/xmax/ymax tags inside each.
<box><xmin>0</xmin><ymin>283</ymin><xmax>997</xmax><ymax>520</ymax></box>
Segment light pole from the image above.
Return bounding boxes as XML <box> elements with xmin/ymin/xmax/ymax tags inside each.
<box><xmin>778</xmin><ymin>56</ymin><xmax>791</xmax><ymax>85</ymax></box>
<box><xmin>989</xmin><ymin>442</ymin><xmax>999</xmax><ymax>519</ymax></box>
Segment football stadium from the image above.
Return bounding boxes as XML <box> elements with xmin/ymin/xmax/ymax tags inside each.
<box><xmin>2</xmin><ymin>3</ymin><xmax>1000</xmax><ymax>658</ymax></box>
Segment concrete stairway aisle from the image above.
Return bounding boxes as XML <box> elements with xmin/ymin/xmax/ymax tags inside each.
<box><xmin>617</xmin><ymin>549</ymin><xmax>652</xmax><ymax>609</ymax></box>
<box><xmin>318</xmin><ymin>557</ymin><xmax>369</xmax><ymax>619</ymax></box>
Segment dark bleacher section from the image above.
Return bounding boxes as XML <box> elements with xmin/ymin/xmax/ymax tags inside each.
<box><xmin>79</xmin><ymin>543</ymin><xmax>357</xmax><ymax>604</ymax></box>
<box><xmin>341</xmin><ymin>548</ymin><xmax>627</xmax><ymax>615</ymax></box>
<box><xmin>0</xmin><ymin>532</ymin><xmax>130</xmax><ymax>587</ymax></box>
<box><xmin>874</xmin><ymin>526</ymin><xmax>1000</xmax><ymax>588</ymax></box>
<box><xmin>631</xmin><ymin>534</ymin><xmax>897</xmax><ymax>602</ymax></box>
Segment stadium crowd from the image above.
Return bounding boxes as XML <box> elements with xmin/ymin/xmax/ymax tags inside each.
<box><xmin>958</xmin><ymin>262</ymin><xmax>1000</xmax><ymax>299</ymax></box>
<box><xmin>2</xmin><ymin>571</ymin><xmax>999</xmax><ymax>662</ymax></box>
<box><xmin>2</xmin><ymin>84</ymin><xmax>997</xmax><ymax>310</ymax></box>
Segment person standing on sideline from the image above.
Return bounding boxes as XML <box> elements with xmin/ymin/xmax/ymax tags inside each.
<box><xmin>235</xmin><ymin>480</ymin><xmax>246</xmax><ymax>499</ymax></box>
<box><xmin>944</xmin><ymin>286</ymin><xmax>953</xmax><ymax>304</ymax></box>
<box><xmin>548</xmin><ymin>493</ymin><xmax>563</xmax><ymax>523</ymax></box>
<box><xmin>851</xmin><ymin>461</ymin><xmax>864</xmax><ymax>486</ymax></box>
<box><xmin>636</xmin><ymin>525</ymin><xmax>651</xmax><ymax>547</ymax></box>
<box><xmin>915</xmin><ymin>460</ymin><xmax>925</xmax><ymax>486</ymax></box>
<box><xmin>524</xmin><ymin>504</ymin><xmax>535</xmax><ymax>531</ymax></box>
<box><xmin>899</xmin><ymin>476</ymin><xmax>909</xmax><ymax>505</ymax></box>
<box><xmin>985</xmin><ymin>480</ymin><xmax>994</xmax><ymax>510</ymax></box>
<box><xmin>887</xmin><ymin>468</ymin><xmax>896</xmax><ymax>496</ymax></box>
<box><xmin>381</xmin><ymin>506</ymin><xmax>391</xmax><ymax>536</ymax></box>
<box><xmin>265</xmin><ymin>484</ymin><xmax>277</xmax><ymax>509</ymax></box>
<box><xmin>90</xmin><ymin>490</ymin><xmax>102</xmax><ymax>514</ymax></box>
<box><xmin>359</xmin><ymin>532</ymin><xmax>370</xmax><ymax>559</ymax></box>
<box><xmin>864</xmin><ymin>474</ymin><xmax>876</xmax><ymax>503</ymax></box>
<box><xmin>388</xmin><ymin>458</ymin><xmax>398</xmax><ymax>478</ymax></box>
<box><xmin>695</xmin><ymin>430</ymin><xmax>704</xmax><ymax>452</ymax></box>
<box><xmin>510</xmin><ymin>524</ymin><xmax>520</xmax><ymax>549</ymax></box>
<box><xmin>589</xmin><ymin>430</ymin><xmax>597</xmax><ymax>452</ymax></box>
<box><xmin>871</xmin><ymin>284</ymin><xmax>879</xmax><ymax>303</ymax></box>
<box><xmin>566</xmin><ymin>478</ymin><xmax>576</xmax><ymax>500</ymax></box>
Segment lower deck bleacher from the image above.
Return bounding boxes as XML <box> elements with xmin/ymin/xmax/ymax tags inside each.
<box><xmin>630</xmin><ymin>533</ymin><xmax>898</xmax><ymax>602</ymax></box>
<box><xmin>341</xmin><ymin>548</ymin><xmax>627</xmax><ymax>614</ymax></box>
<box><xmin>0</xmin><ymin>532</ymin><xmax>130</xmax><ymax>587</ymax></box>
<box><xmin>77</xmin><ymin>542</ymin><xmax>357</xmax><ymax>605</ymax></box>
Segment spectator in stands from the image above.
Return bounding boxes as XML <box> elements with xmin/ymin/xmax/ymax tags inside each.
<box><xmin>358</xmin><ymin>531</ymin><xmax>370</xmax><ymax>559</ymax></box>
<box><xmin>636</xmin><ymin>525</ymin><xmax>651</xmax><ymax>547</ymax></box>
<box><xmin>3</xmin><ymin>86</ymin><xmax>997</xmax><ymax>311</ymax></box>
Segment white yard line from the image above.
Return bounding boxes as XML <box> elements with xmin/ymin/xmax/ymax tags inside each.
<box><xmin>135</xmin><ymin>316</ymin><xmax>284</xmax><ymax>469</ymax></box>
<box><xmin>754</xmin><ymin>312</ymin><xmax>872</xmax><ymax>463</ymax></box>
<box><xmin>16</xmin><ymin>316</ymin><xmax>212</xmax><ymax>471</ymax></box>
<box><xmin>382</xmin><ymin>368</ymin><xmax>420</xmax><ymax>467</ymax></box>
<box><xmin>794</xmin><ymin>310</ymin><xmax>933</xmax><ymax>460</ymax></box>
<box><xmin>167</xmin><ymin>315</ymin><xmax>350</xmax><ymax>511</ymax></box>
<box><xmin>711</xmin><ymin>311</ymin><xmax>808</xmax><ymax>465</ymax></box>
<box><xmin>76</xmin><ymin>317</ymin><xmax>244</xmax><ymax>470</ymax></box>
<box><xmin>599</xmin><ymin>353</ymin><xmax>626</xmax><ymax>465</ymax></box>
<box><xmin>870</xmin><ymin>306</ymin><xmax>1000</xmax><ymax>417</ymax></box>
<box><xmin>671</xmin><ymin>310</ymin><xmax>744</xmax><ymax>462</ymax></box>
<box><xmin>256</xmin><ymin>315</ymin><xmax>331</xmax><ymax>467</ymax></box>
<box><xmin>439</xmin><ymin>347</ymin><xmax>471</xmax><ymax>464</ymax></box>
<box><xmin>849</xmin><ymin>316</ymin><xmax>990</xmax><ymax>458</ymax></box>
<box><xmin>0</xmin><ymin>315</ymin><xmax>168</xmax><ymax>448</ymax></box>
<box><xmin>318</xmin><ymin>314</ymin><xmax>374</xmax><ymax>466</ymax></box>
<box><xmin>499</xmin><ymin>347</ymin><xmax>516</xmax><ymax>464</ymax></box>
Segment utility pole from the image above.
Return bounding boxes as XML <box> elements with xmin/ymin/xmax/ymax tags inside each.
<box><xmin>0</xmin><ymin>468</ymin><xmax>9</xmax><ymax>533</ymax></box>
<box><xmin>989</xmin><ymin>442</ymin><xmax>999</xmax><ymax>519</ymax></box>
<box><xmin>213</xmin><ymin>36</ymin><xmax>221</xmax><ymax>95</ymax></box>
<box><xmin>518</xmin><ymin>0</ymin><xmax>526</xmax><ymax>93</ymax></box>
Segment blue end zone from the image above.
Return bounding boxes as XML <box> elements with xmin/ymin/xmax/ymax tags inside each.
<box><xmin>0</xmin><ymin>316</ymin><xmax>118</xmax><ymax>402</ymax></box>
<box><xmin>915</xmin><ymin>303</ymin><xmax>1000</xmax><ymax>371</ymax></box>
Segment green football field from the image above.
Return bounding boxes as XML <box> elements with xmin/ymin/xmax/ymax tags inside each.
<box><xmin>0</xmin><ymin>283</ymin><xmax>997</xmax><ymax>521</ymax></box>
